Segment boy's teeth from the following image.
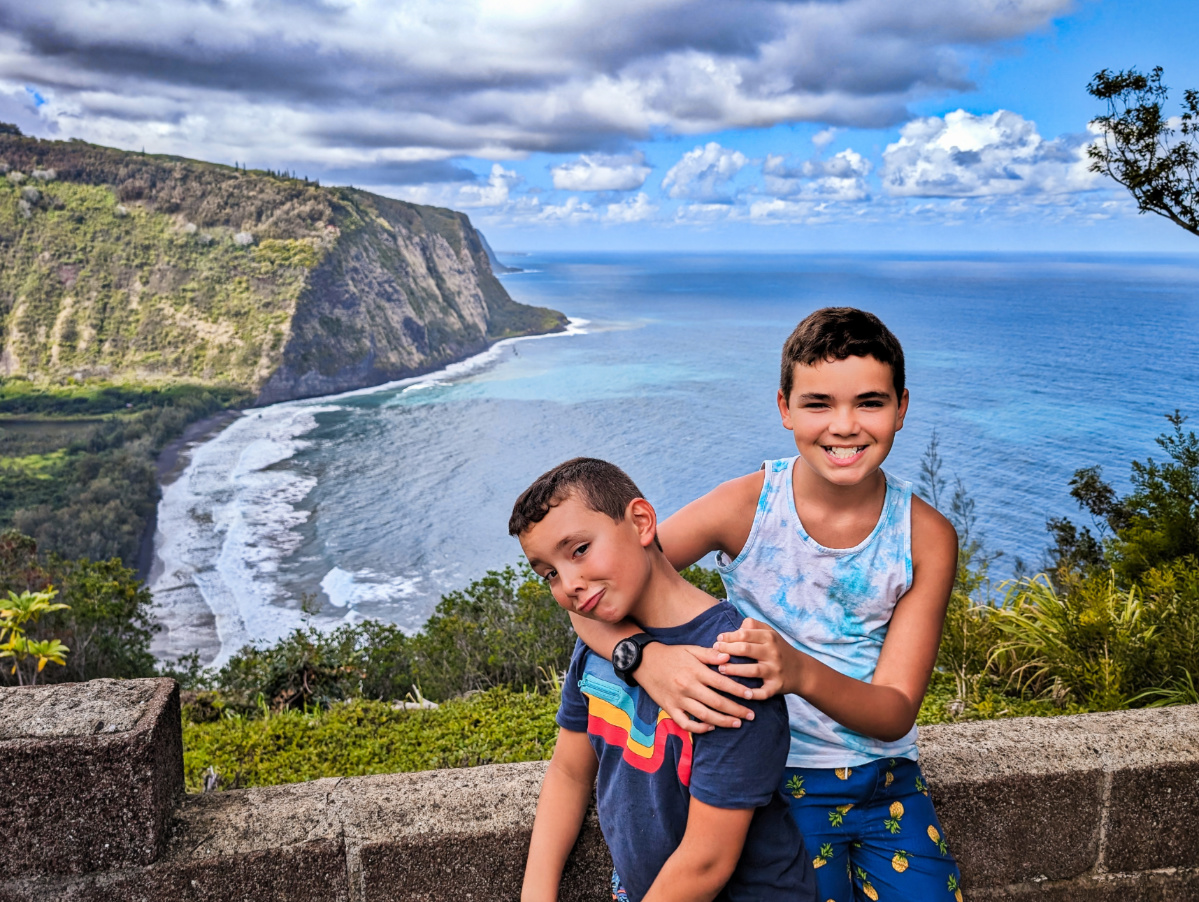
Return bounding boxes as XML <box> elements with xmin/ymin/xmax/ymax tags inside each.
<box><xmin>826</xmin><ymin>446</ymin><xmax>864</xmax><ymax>459</ymax></box>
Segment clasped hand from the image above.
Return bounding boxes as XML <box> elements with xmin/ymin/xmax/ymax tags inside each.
<box><xmin>635</xmin><ymin>618</ymin><xmax>803</xmax><ymax>733</ymax></box>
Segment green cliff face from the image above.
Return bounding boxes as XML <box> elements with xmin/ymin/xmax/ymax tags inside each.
<box><xmin>0</xmin><ymin>134</ymin><xmax>565</xmax><ymax>404</ymax></box>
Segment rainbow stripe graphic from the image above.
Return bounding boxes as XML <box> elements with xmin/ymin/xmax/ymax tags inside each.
<box><xmin>580</xmin><ymin>670</ymin><xmax>693</xmax><ymax>785</ymax></box>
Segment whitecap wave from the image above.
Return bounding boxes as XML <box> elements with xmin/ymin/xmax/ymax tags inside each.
<box><xmin>150</xmin><ymin>318</ymin><xmax>585</xmax><ymax>665</ymax></box>
<box><xmin>320</xmin><ymin>566</ymin><xmax>422</xmax><ymax>611</ymax></box>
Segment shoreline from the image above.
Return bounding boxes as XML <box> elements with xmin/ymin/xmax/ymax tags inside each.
<box><xmin>137</xmin><ymin>408</ymin><xmax>243</xmax><ymax>582</ymax></box>
<box><xmin>147</xmin><ymin>316</ymin><xmax>587</xmax><ymax>664</ymax></box>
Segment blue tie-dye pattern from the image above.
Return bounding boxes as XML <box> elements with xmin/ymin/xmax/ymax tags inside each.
<box><xmin>719</xmin><ymin>457</ymin><xmax>917</xmax><ymax>768</ymax></box>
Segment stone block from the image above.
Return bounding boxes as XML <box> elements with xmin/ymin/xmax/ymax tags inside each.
<box><xmin>0</xmin><ymin>839</ymin><xmax>349</xmax><ymax>902</ymax></box>
<box><xmin>920</xmin><ymin>716</ymin><xmax>1106</xmax><ymax>887</ymax></box>
<box><xmin>0</xmin><ymin>679</ymin><xmax>183</xmax><ymax>879</ymax></box>
<box><xmin>338</xmin><ymin>763</ymin><xmax>611</xmax><ymax>901</ymax></box>
<box><xmin>969</xmin><ymin>867</ymin><xmax>1199</xmax><ymax>901</ymax></box>
<box><xmin>1096</xmin><ymin>705</ymin><xmax>1199</xmax><ymax>872</ymax></box>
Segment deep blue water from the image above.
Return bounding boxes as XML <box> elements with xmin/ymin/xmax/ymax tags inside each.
<box><xmin>151</xmin><ymin>252</ymin><xmax>1199</xmax><ymax>662</ymax></box>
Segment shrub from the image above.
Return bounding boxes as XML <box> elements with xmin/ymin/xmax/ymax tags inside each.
<box><xmin>408</xmin><ymin>565</ymin><xmax>575</xmax><ymax>700</ymax></box>
<box><xmin>182</xmin><ymin>690</ymin><xmax>559</xmax><ymax>791</ymax></box>
<box><xmin>0</xmin><ymin>530</ymin><xmax>157</xmax><ymax>684</ymax></box>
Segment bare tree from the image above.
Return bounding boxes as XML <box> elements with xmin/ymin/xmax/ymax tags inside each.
<box><xmin>1088</xmin><ymin>67</ymin><xmax>1199</xmax><ymax>237</ymax></box>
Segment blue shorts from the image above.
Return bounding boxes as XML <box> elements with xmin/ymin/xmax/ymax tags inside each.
<box><xmin>783</xmin><ymin>757</ymin><xmax>963</xmax><ymax>902</ymax></box>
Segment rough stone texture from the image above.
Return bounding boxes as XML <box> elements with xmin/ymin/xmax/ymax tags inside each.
<box><xmin>336</xmin><ymin>766</ymin><xmax>610</xmax><ymax>902</ymax></box>
<box><xmin>0</xmin><ymin>679</ymin><xmax>158</xmax><ymax>739</ymax></box>
<box><xmin>0</xmin><ymin>840</ymin><xmax>349</xmax><ymax>902</ymax></box>
<box><xmin>3</xmin><ymin>680</ymin><xmax>1199</xmax><ymax>900</ymax></box>
<box><xmin>0</xmin><ymin>679</ymin><xmax>183</xmax><ymax>879</ymax></box>
<box><xmin>921</xmin><ymin>706</ymin><xmax>1199</xmax><ymax>893</ymax></box>
<box><xmin>969</xmin><ymin>868</ymin><xmax>1199</xmax><ymax>901</ymax></box>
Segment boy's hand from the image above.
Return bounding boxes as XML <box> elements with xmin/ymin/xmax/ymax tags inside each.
<box><xmin>637</xmin><ymin>642</ymin><xmax>755</xmax><ymax>732</ymax></box>
<box><xmin>713</xmin><ymin>618</ymin><xmax>803</xmax><ymax>699</ymax></box>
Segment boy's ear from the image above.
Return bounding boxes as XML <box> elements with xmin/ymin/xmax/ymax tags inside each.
<box><xmin>627</xmin><ymin>497</ymin><xmax>659</xmax><ymax>548</ymax></box>
<box><xmin>776</xmin><ymin>388</ymin><xmax>793</xmax><ymax>429</ymax></box>
<box><xmin>896</xmin><ymin>388</ymin><xmax>909</xmax><ymax>430</ymax></box>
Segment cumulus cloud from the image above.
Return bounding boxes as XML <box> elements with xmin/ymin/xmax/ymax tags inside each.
<box><xmin>812</xmin><ymin>128</ymin><xmax>839</xmax><ymax>150</ymax></box>
<box><xmin>0</xmin><ymin>0</ymin><xmax>1073</xmax><ymax>187</ymax></box>
<box><xmin>534</xmin><ymin>196</ymin><xmax>598</xmax><ymax>224</ymax></box>
<box><xmin>763</xmin><ymin>148</ymin><xmax>873</xmax><ymax>200</ymax></box>
<box><xmin>662</xmin><ymin>142</ymin><xmax>749</xmax><ymax>202</ymax></box>
<box><xmin>604</xmin><ymin>192</ymin><xmax>658</xmax><ymax>223</ymax></box>
<box><xmin>552</xmin><ymin>152</ymin><xmax>651</xmax><ymax>191</ymax></box>
<box><xmin>881</xmin><ymin>109</ymin><xmax>1100</xmax><ymax>197</ymax></box>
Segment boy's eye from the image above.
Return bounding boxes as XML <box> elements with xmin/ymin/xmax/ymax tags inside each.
<box><xmin>543</xmin><ymin>568</ymin><xmax>557</xmax><ymax>581</ymax></box>
<box><xmin>573</xmin><ymin>543</ymin><xmax>589</xmax><ymax>557</ymax></box>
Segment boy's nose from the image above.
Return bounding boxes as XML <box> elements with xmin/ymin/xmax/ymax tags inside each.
<box><xmin>564</xmin><ymin>568</ymin><xmax>588</xmax><ymax>596</ymax></box>
<box><xmin>831</xmin><ymin>407</ymin><xmax>860</xmax><ymax>435</ymax></box>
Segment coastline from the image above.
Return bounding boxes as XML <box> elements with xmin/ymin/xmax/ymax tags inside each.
<box><xmin>137</xmin><ymin>408</ymin><xmax>243</xmax><ymax>583</ymax></box>
<box><xmin>147</xmin><ymin>317</ymin><xmax>587</xmax><ymax>665</ymax></box>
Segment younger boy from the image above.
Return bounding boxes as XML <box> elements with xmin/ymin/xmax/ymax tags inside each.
<box><xmin>510</xmin><ymin>458</ymin><xmax>816</xmax><ymax>902</ymax></box>
<box><xmin>572</xmin><ymin>308</ymin><xmax>965</xmax><ymax>901</ymax></box>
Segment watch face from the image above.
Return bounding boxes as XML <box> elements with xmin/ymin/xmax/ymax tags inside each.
<box><xmin>612</xmin><ymin>638</ymin><xmax>638</xmax><ymax>672</ymax></box>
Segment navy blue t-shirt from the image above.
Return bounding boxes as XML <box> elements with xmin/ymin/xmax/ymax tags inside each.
<box><xmin>556</xmin><ymin>601</ymin><xmax>816</xmax><ymax>902</ymax></box>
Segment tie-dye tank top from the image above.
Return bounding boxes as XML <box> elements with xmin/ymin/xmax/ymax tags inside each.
<box><xmin>715</xmin><ymin>456</ymin><xmax>918</xmax><ymax>768</ymax></box>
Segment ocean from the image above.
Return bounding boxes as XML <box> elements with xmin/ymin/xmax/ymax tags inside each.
<box><xmin>148</xmin><ymin>252</ymin><xmax>1199</xmax><ymax>666</ymax></box>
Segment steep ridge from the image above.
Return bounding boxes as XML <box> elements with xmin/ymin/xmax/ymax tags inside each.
<box><xmin>0</xmin><ymin>131</ymin><xmax>564</xmax><ymax>403</ymax></box>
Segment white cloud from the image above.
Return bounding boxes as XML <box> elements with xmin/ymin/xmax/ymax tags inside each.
<box><xmin>456</xmin><ymin>164</ymin><xmax>522</xmax><ymax>207</ymax></box>
<box><xmin>763</xmin><ymin>148</ymin><xmax>872</xmax><ymax>200</ymax></box>
<box><xmin>552</xmin><ymin>152</ymin><xmax>651</xmax><ymax>191</ymax></box>
<box><xmin>0</xmin><ymin>0</ymin><xmax>1074</xmax><ymax>187</ymax></box>
<box><xmin>534</xmin><ymin>196</ymin><xmax>598</xmax><ymax>223</ymax></box>
<box><xmin>881</xmin><ymin>109</ymin><xmax>1100</xmax><ymax>197</ymax></box>
<box><xmin>604</xmin><ymin>192</ymin><xmax>658</xmax><ymax>223</ymax></box>
<box><xmin>812</xmin><ymin>128</ymin><xmax>839</xmax><ymax>149</ymax></box>
<box><xmin>661</xmin><ymin>142</ymin><xmax>749</xmax><ymax>201</ymax></box>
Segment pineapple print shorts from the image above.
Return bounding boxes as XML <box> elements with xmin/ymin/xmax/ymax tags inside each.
<box><xmin>782</xmin><ymin>757</ymin><xmax>964</xmax><ymax>902</ymax></box>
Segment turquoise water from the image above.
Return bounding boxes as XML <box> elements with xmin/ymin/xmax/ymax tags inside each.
<box><xmin>152</xmin><ymin>252</ymin><xmax>1199</xmax><ymax>661</ymax></box>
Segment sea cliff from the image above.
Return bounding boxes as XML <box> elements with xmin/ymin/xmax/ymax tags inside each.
<box><xmin>0</xmin><ymin>132</ymin><xmax>565</xmax><ymax>404</ymax></box>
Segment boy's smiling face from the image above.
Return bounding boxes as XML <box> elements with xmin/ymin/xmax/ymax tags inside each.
<box><xmin>778</xmin><ymin>354</ymin><xmax>908</xmax><ymax>487</ymax></box>
<box><xmin>518</xmin><ymin>492</ymin><xmax>655</xmax><ymax>623</ymax></box>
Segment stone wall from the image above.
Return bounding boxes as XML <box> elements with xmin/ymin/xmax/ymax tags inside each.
<box><xmin>3</xmin><ymin>679</ymin><xmax>1198</xmax><ymax>901</ymax></box>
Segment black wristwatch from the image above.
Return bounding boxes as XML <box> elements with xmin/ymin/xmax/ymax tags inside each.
<box><xmin>612</xmin><ymin>633</ymin><xmax>659</xmax><ymax>687</ymax></box>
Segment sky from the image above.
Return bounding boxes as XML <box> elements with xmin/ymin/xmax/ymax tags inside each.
<box><xmin>1</xmin><ymin>0</ymin><xmax>1196</xmax><ymax>253</ymax></box>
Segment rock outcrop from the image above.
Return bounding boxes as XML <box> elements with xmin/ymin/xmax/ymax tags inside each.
<box><xmin>0</xmin><ymin>132</ymin><xmax>564</xmax><ymax>404</ymax></box>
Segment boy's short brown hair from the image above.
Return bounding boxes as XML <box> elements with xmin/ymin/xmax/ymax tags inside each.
<box><xmin>509</xmin><ymin>457</ymin><xmax>650</xmax><ymax>538</ymax></box>
<box><xmin>780</xmin><ymin>307</ymin><xmax>905</xmax><ymax>401</ymax></box>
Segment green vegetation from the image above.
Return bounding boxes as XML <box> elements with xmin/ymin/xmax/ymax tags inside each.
<box><xmin>0</xmin><ymin>529</ymin><xmax>157</xmax><ymax>684</ymax></box>
<box><xmin>0</xmin><ymin>131</ymin><xmax>564</xmax><ymax>400</ymax></box>
<box><xmin>180</xmin><ymin>413</ymin><xmax>1199</xmax><ymax>790</ymax></box>
<box><xmin>182</xmin><ymin>690</ymin><xmax>560</xmax><ymax>792</ymax></box>
<box><xmin>1</xmin><ymin>380</ymin><xmax>250</xmax><ymax>564</ymax></box>
<box><xmin>0</xmin><ymin>587</ymin><xmax>70</xmax><ymax>685</ymax></box>
<box><xmin>1088</xmin><ymin>67</ymin><xmax>1199</xmax><ymax>238</ymax></box>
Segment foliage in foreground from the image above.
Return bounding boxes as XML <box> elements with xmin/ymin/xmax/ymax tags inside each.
<box><xmin>183</xmin><ymin>666</ymin><xmax>1097</xmax><ymax>793</ymax></box>
<box><xmin>182</xmin><ymin>689</ymin><xmax>560</xmax><ymax>792</ymax></box>
<box><xmin>0</xmin><ymin>530</ymin><xmax>157</xmax><ymax>685</ymax></box>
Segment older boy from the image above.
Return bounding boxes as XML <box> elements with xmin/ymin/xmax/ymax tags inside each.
<box><xmin>572</xmin><ymin>309</ymin><xmax>965</xmax><ymax>901</ymax></box>
<box><xmin>510</xmin><ymin>458</ymin><xmax>815</xmax><ymax>902</ymax></box>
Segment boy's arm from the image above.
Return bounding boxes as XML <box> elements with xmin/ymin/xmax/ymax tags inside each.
<box><xmin>641</xmin><ymin>798</ymin><xmax>754</xmax><ymax>902</ymax></box>
<box><xmin>569</xmin><ymin>472</ymin><xmax>766</xmax><ymax>732</ymax></box>
<box><xmin>715</xmin><ymin>496</ymin><xmax>958</xmax><ymax>742</ymax></box>
<box><xmin>522</xmin><ymin>729</ymin><xmax>599</xmax><ymax>902</ymax></box>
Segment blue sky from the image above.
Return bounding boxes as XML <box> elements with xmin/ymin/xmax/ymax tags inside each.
<box><xmin>2</xmin><ymin>0</ymin><xmax>1196</xmax><ymax>253</ymax></box>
